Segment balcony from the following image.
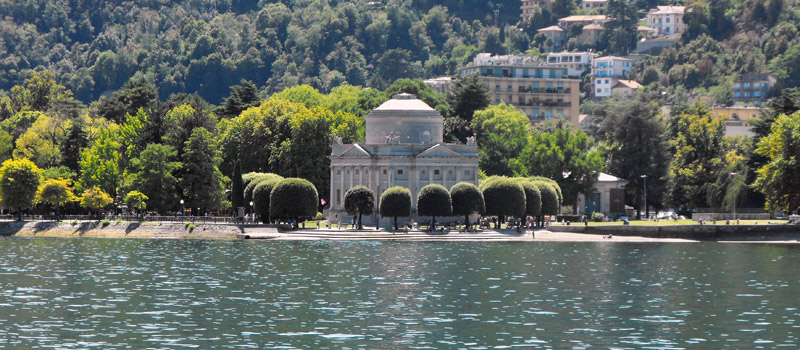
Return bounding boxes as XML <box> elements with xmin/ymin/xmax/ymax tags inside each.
<box><xmin>517</xmin><ymin>87</ymin><xmax>572</xmax><ymax>94</ymax></box>
<box><xmin>514</xmin><ymin>100</ymin><xmax>572</xmax><ymax>107</ymax></box>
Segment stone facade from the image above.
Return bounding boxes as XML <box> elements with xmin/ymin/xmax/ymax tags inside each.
<box><xmin>326</xmin><ymin>93</ymin><xmax>479</xmax><ymax>226</ymax></box>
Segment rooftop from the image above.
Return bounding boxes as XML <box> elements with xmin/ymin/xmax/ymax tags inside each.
<box><xmin>613</xmin><ymin>80</ymin><xmax>643</xmax><ymax>89</ymax></box>
<box><xmin>648</xmin><ymin>6</ymin><xmax>686</xmax><ymax>15</ymax></box>
<box><xmin>559</xmin><ymin>15</ymin><xmax>608</xmax><ymax>22</ymax></box>
<box><xmin>373</xmin><ymin>93</ymin><xmax>436</xmax><ymax>112</ymax></box>
<box><xmin>595</xmin><ymin>56</ymin><xmax>633</xmax><ymax>62</ymax></box>
<box><xmin>538</xmin><ymin>25</ymin><xmax>565</xmax><ymax>32</ymax></box>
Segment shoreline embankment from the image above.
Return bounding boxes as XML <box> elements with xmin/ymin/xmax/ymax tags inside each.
<box><xmin>1</xmin><ymin>221</ymin><xmax>798</xmax><ymax>243</ymax></box>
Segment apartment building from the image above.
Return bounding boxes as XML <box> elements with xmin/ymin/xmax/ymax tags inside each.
<box><xmin>733</xmin><ymin>73</ymin><xmax>777</xmax><ymax>106</ymax></box>
<box><xmin>546</xmin><ymin>51</ymin><xmax>593</xmax><ymax>76</ymax></box>
<box><xmin>593</xmin><ymin>56</ymin><xmax>633</xmax><ymax>98</ymax></box>
<box><xmin>459</xmin><ymin>53</ymin><xmax>581</xmax><ymax>127</ymax></box>
<box><xmin>520</xmin><ymin>0</ymin><xmax>552</xmax><ymax>22</ymax></box>
<box><xmin>537</xmin><ymin>25</ymin><xmax>568</xmax><ymax>52</ymax></box>
<box><xmin>645</xmin><ymin>6</ymin><xmax>686</xmax><ymax>36</ymax></box>
<box><xmin>580</xmin><ymin>0</ymin><xmax>608</xmax><ymax>11</ymax></box>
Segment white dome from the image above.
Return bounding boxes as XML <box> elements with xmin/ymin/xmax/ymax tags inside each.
<box><xmin>365</xmin><ymin>94</ymin><xmax>444</xmax><ymax>145</ymax></box>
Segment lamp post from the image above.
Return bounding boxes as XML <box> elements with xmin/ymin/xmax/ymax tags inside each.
<box><xmin>730</xmin><ymin>172</ymin><xmax>737</xmax><ymax>221</ymax></box>
<box><xmin>640</xmin><ymin>175</ymin><xmax>647</xmax><ymax>219</ymax></box>
<box><xmin>180</xmin><ymin>199</ymin><xmax>184</xmax><ymax>217</ymax></box>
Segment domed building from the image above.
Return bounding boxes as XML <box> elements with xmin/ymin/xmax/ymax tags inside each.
<box><xmin>326</xmin><ymin>93</ymin><xmax>480</xmax><ymax>226</ymax></box>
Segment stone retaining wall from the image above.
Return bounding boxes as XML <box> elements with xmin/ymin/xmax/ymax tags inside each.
<box><xmin>547</xmin><ymin>224</ymin><xmax>799</xmax><ymax>240</ymax></box>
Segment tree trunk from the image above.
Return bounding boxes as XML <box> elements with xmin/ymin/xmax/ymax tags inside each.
<box><xmin>393</xmin><ymin>216</ymin><xmax>398</xmax><ymax>231</ymax></box>
<box><xmin>357</xmin><ymin>213</ymin><xmax>362</xmax><ymax>230</ymax></box>
<box><xmin>464</xmin><ymin>214</ymin><xmax>470</xmax><ymax>230</ymax></box>
<box><xmin>431</xmin><ymin>216</ymin><xmax>436</xmax><ymax>231</ymax></box>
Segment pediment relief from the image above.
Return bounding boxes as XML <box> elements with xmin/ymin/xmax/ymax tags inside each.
<box><xmin>335</xmin><ymin>144</ymin><xmax>371</xmax><ymax>158</ymax></box>
<box><xmin>417</xmin><ymin>144</ymin><xmax>462</xmax><ymax>158</ymax></box>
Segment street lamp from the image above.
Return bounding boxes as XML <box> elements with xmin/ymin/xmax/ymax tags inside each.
<box><xmin>180</xmin><ymin>199</ymin><xmax>184</xmax><ymax>216</ymax></box>
<box><xmin>640</xmin><ymin>175</ymin><xmax>647</xmax><ymax>219</ymax></box>
<box><xmin>730</xmin><ymin>172</ymin><xmax>737</xmax><ymax>221</ymax></box>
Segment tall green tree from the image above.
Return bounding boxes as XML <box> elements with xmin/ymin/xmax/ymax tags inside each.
<box><xmin>126</xmin><ymin>143</ymin><xmax>181</xmax><ymax>214</ymax></box>
<box><xmin>471</xmin><ymin>103</ymin><xmax>531</xmax><ymax>176</ymax></box>
<box><xmin>754</xmin><ymin>111</ymin><xmax>800</xmax><ymax>213</ymax></box>
<box><xmin>221</xmin><ymin>79</ymin><xmax>261</xmax><ymax>118</ymax></box>
<box><xmin>594</xmin><ymin>97</ymin><xmax>669</xmax><ymax>217</ymax></box>
<box><xmin>78</xmin><ymin>128</ymin><xmax>121</xmax><ymax>197</ymax></box>
<box><xmin>180</xmin><ymin>128</ymin><xmax>225</xmax><ymax>215</ymax></box>
<box><xmin>62</xmin><ymin>116</ymin><xmax>89</xmax><ymax>174</ymax></box>
<box><xmin>0</xmin><ymin>158</ymin><xmax>42</xmax><ymax>220</ymax></box>
<box><xmin>231</xmin><ymin>162</ymin><xmax>245</xmax><ymax>210</ymax></box>
<box><xmin>666</xmin><ymin>103</ymin><xmax>727</xmax><ymax>210</ymax></box>
<box><xmin>602</xmin><ymin>0</ymin><xmax>638</xmax><ymax>55</ymax></box>
<box><xmin>445</xmin><ymin>73</ymin><xmax>490</xmax><ymax>142</ymax></box>
<box><xmin>519</xmin><ymin>119</ymin><xmax>604</xmax><ymax>208</ymax></box>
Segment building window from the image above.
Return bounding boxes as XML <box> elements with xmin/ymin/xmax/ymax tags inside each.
<box><xmin>346</xmin><ymin>170</ymin><xmax>350</xmax><ymax>175</ymax></box>
<box><xmin>397</xmin><ymin>169</ymin><xmax>403</xmax><ymax>175</ymax></box>
<box><xmin>383</xmin><ymin>169</ymin><xmax>387</xmax><ymax>175</ymax></box>
<box><xmin>336</xmin><ymin>170</ymin><xmax>341</xmax><ymax>175</ymax></box>
<box><xmin>355</xmin><ymin>169</ymin><xmax>360</xmax><ymax>175</ymax></box>
<box><xmin>434</xmin><ymin>170</ymin><xmax>440</xmax><ymax>175</ymax></box>
<box><xmin>464</xmin><ymin>170</ymin><xmax>471</xmax><ymax>176</ymax></box>
<box><xmin>336</xmin><ymin>189</ymin><xmax>341</xmax><ymax>204</ymax></box>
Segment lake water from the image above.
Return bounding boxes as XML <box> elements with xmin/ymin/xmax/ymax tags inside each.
<box><xmin>0</xmin><ymin>238</ymin><xmax>798</xmax><ymax>349</ymax></box>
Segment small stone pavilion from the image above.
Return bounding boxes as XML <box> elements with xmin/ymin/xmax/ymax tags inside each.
<box><xmin>326</xmin><ymin>93</ymin><xmax>479</xmax><ymax>226</ymax></box>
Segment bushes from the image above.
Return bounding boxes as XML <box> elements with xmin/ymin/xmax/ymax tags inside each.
<box><xmin>380</xmin><ymin>186</ymin><xmax>411</xmax><ymax>230</ymax></box>
<box><xmin>417</xmin><ymin>184</ymin><xmax>452</xmax><ymax>230</ymax></box>
<box><xmin>344</xmin><ymin>185</ymin><xmax>374</xmax><ymax>230</ymax></box>
<box><xmin>270</xmin><ymin>178</ymin><xmax>318</xmax><ymax>227</ymax></box>
<box><xmin>450</xmin><ymin>182</ymin><xmax>484</xmax><ymax>228</ymax></box>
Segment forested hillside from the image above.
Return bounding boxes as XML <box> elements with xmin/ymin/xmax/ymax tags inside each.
<box><xmin>0</xmin><ymin>0</ymin><xmax>524</xmax><ymax>104</ymax></box>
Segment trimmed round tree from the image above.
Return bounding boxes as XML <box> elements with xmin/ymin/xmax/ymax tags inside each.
<box><xmin>516</xmin><ymin>180</ymin><xmax>542</xmax><ymax>220</ymax></box>
<box><xmin>530</xmin><ymin>176</ymin><xmax>563</xmax><ymax>207</ymax></box>
<box><xmin>533</xmin><ymin>181</ymin><xmax>560</xmax><ymax>216</ymax></box>
<box><xmin>269</xmin><ymin>178</ymin><xmax>318</xmax><ymax>228</ymax></box>
<box><xmin>482</xmin><ymin>178</ymin><xmax>526</xmax><ymax>225</ymax></box>
<box><xmin>0</xmin><ymin>158</ymin><xmax>42</xmax><ymax>220</ymax></box>
<box><xmin>253</xmin><ymin>177</ymin><xmax>282</xmax><ymax>223</ymax></box>
<box><xmin>345</xmin><ymin>186</ymin><xmax>375</xmax><ymax>230</ymax></box>
<box><xmin>244</xmin><ymin>173</ymin><xmax>281</xmax><ymax>209</ymax></box>
<box><xmin>450</xmin><ymin>182</ymin><xmax>485</xmax><ymax>229</ymax></box>
<box><xmin>417</xmin><ymin>184</ymin><xmax>452</xmax><ymax>231</ymax></box>
<box><xmin>379</xmin><ymin>186</ymin><xmax>412</xmax><ymax>231</ymax></box>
